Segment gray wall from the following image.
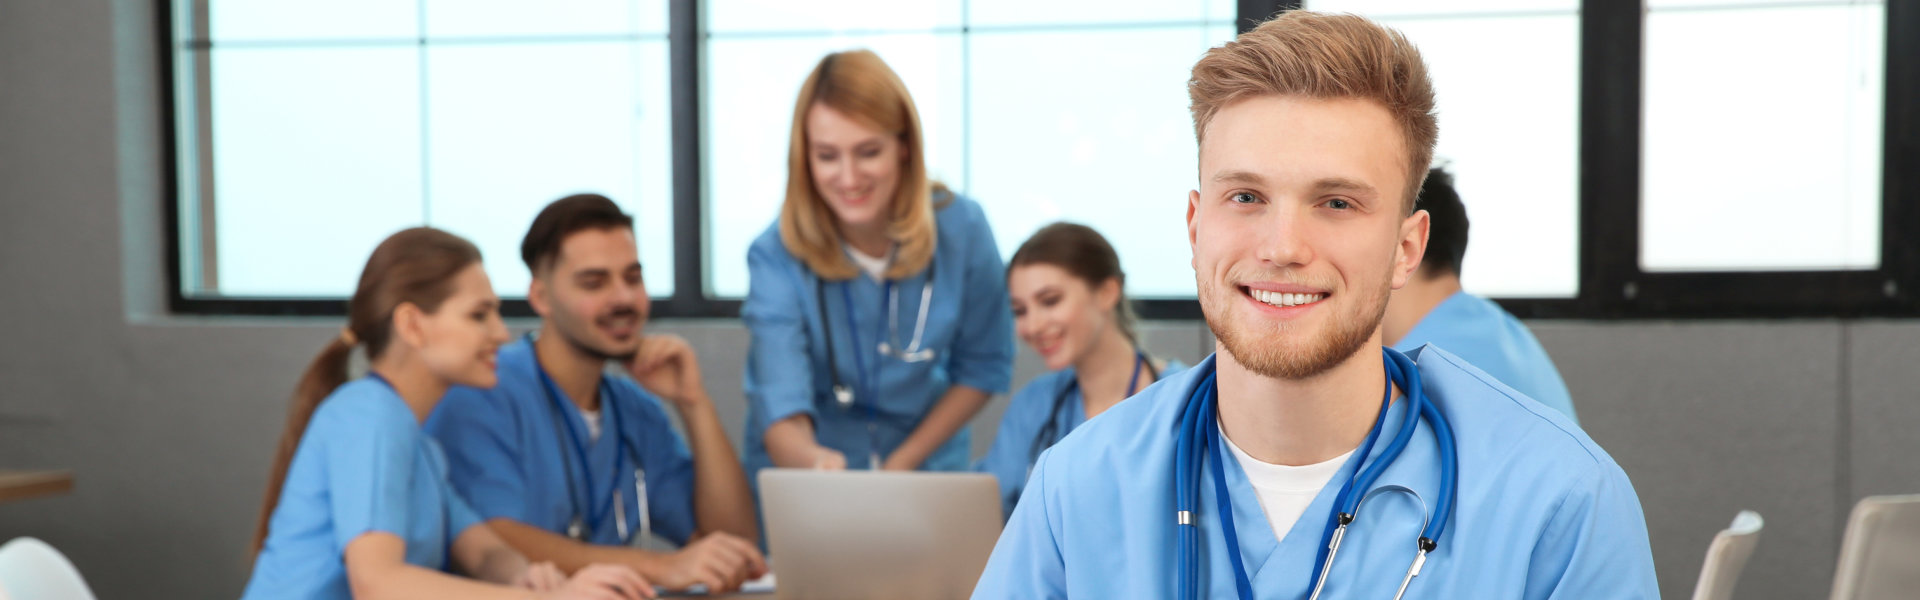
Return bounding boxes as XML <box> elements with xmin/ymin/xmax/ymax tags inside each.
<box><xmin>2</xmin><ymin>1</ymin><xmax>1916</xmax><ymax>598</ymax></box>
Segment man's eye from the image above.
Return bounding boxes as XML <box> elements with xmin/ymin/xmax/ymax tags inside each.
<box><xmin>1327</xmin><ymin>198</ymin><xmax>1352</xmax><ymax>210</ymax></box>
<box><xmin>1231</xmin><ymin>192</ymin><xmax>1258</xmax><ymax>204</ymax></box>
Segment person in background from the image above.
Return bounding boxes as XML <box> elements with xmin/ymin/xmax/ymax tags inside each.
<box><xmin>976</xmin><ymin>222</ymin><xmax>1187</xmax><ymax>518</ymax></box>
<box><xmin>428</xmin><ymin>195</ymin><xmax>765</xmax><ymax>594</ymax></box>
<box><xmin>1381</xmin><ymin>167</ymin><xmax>1577</xmax><ymax>422</ymax></box>
<box><xmin>742</xmin><ymin>49</ymin><xmax>1015</xmax><ymax>476</ymax></box>
<box><xmin>245</xmin><ymin>227</ymin><xmax>649</xmax><ymax>600</ymax></box>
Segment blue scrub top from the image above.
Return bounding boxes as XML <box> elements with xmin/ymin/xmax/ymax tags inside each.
<box><xmin>243</xmin><ymin>378</ymin><xmax>483</xmax><ymax>600</ymax></box>
<box><xmin>972</xmin><ymin>347</ymin><xmax>1657</xmax><ymax>599</ymax></box>
<box><xmin>1394</xmin><ymin>291</ymin><xmax>1577</xmax><ymax>422</ymax></box>
<box><xmin>975</xmin><ymin>359</ymin><xmax>1188</xmax><ymax>518</ymax></box>
<box><xmin>426</xmin><ymin>337</ymin><xmax>698</xmax><ymax>547</ymax></box>
<box><xmin>741</xmin><ymin>194</ymin><xmax>1015</xmax><ymax>475</ymax></box>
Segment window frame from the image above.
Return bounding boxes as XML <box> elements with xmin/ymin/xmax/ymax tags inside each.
<box><xmin>160</xmin><ymin>0</ymin><xmax>1920</xmax><ymax>320</ymax></box>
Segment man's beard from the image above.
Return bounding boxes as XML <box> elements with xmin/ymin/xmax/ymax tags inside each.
<box><xmin>1199</xmin><ymin>276</ymin><xmax>1387</xmax><ymax>380</ymax></box>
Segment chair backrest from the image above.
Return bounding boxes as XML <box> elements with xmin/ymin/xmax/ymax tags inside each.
<box><xmin>1830</xmin><ymin>494</ymin><xmax>1920</xmax><ymax>600</ymax></box>
<box><xmin>1690</xmin><ymin>510</ymin><xmax>1764</xmax><ymax>600</ymax></box>
<box><xmin>0</xmin><ymin>537</ymin><xmax>98</xmax><ymax>600</ymax></box>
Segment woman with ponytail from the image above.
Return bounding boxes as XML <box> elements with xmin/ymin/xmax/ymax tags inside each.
<box><xmin>243</xmin><ymin>228</ymin><xmax>653</xmax><ymax>600</ymax></box>
<box><xmin>974</xmin><ymin>223</ymin><xmax>1187</xmax><ymax>519</ymax></box>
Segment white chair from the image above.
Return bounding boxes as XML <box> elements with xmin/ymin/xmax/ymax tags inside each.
<box><xmin>0</xmin><ymin>537</ymin><xmax>97</xmax><ymax>600</ymax></box>
<box><xmin>1830</xmin><ymin>494</ymin><xmax>1920</xmax><ymax>600</ymax></box>
<box><xmin>1689</xmin><ymin>510</ymin><xmax>1763</xmax><ymax>600</ymax></box>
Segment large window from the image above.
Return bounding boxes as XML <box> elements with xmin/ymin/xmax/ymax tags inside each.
<box><xmin>701</xmin><ymin>1</ymin><xmax>1235</xmax><ymax>298</ymax></box>
<box><xmin>170</xmin><ymin>0</ymin><xmax>676</xmax><ymax>302</ymax></box>
<box><xmin>1309</xmin><ymin>0</ymin><xmax>1582</xmax><ymax>298</ymax></box>
<box><xmin>164</xmin><ymin>1</ymin><xmax>1920</xmax><ymax>318</ymax></box>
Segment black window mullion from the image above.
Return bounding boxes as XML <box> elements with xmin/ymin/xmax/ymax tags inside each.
<box><xmin>1881</xmin><ymin>0</ymin><xmax>1920</xmax><ymax>312</ymax></box>
<box><xmin>1578</xmin><ymin>0</ymin><xmax>1643</xmax><ymax>320</ymax></box>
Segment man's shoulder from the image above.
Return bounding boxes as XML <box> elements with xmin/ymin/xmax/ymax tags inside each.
<box><xmin>1414</xmin><ymin>346</ymin><xmax>1616</xmax><ymax>478</ymax></box>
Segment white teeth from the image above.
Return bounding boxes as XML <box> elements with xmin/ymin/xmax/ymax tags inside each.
<box><xmin>1252</xmin><ymin>289</ymin><xmax>1324</xmax><ymax>308</ymax></box>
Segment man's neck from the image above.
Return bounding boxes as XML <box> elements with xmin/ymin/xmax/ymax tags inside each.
<box><xmin>1382</xmin><ymin>272</ymin><xmax>1461</xmax><ymax>347</ymax></box>
<box><xmin>1214</xmin><ymin>336</ymin><xmax>1394</xmax><ymax>467</ymax></box>
<box><xmin>533</xmin><ymin>325</ymin><xmax>605</xmax><ymax>412</ymax></box>
<box><xmin>369</xmin><ymin>354</ymin><xmax>448</xmax><ymax>424</ymax></box>
<box><xmin>1072</xmin><ymin>326</ymin><xmax>1141</xmax><ymax>419</ymax></box>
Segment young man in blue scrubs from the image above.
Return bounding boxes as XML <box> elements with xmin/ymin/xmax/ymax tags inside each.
<box><xmin>1381</xmin><ymin>167</ymin><xmax>1578</xmax><ymax>422</ymax></box>
<box><xmin>972</xmin><ymin>12</ymin><xmax>1658</xmax><ymax>599</ymax></box>
<box><xmin>428</xmin><ymin>195</ymin><xmax>767</xmax><ymax>594</ymax></box>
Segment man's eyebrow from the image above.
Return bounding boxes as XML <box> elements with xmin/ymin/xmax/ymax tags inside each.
<box><xmin>1311</xmin><ymin>177</ymin><xmax>1378</xmax><ymax>196</ymax></box>
<box><xmin>1211</xmin><ymin>170</ymin><xmax>1267</xmax><ymax>185</ymax></box>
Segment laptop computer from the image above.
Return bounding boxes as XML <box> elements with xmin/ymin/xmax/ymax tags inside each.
<box><xmin>758</xmin><ymin>468</ymin><xmax>1003</xmax><ymax>600</ymax></box>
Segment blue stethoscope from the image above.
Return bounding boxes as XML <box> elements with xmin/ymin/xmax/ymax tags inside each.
<box><xmin>529</xmin><ymin>335</ymin><xmax>650</xmax><ymax>545</ymax></box>
<box><xmin>1174</xmin><ymin>347</ymin><xmax>1458</xmax><ymax>600</ymax></box>
<box><xmin>1028</xmin><ymin>351</ymin><xmax>1157</xmax><ymax>466</ymax></box>
<box><xmin>812</xmin><ymin>261</ymin><xmax>936</xmax><ymax>467</ymax></box>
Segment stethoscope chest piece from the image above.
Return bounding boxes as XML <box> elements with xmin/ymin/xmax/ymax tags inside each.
<box><xmin>833</xmin><ymin>384</ymin><xmax>855</xmax><ymax>408</ymax></box>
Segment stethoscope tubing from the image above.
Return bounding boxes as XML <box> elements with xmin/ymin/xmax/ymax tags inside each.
<box><xmin>1177</xmin><ymin>348</ymin><xmax>1458</xmax><ymax>600</ymax></box>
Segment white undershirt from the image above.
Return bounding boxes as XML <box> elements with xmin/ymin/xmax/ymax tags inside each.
<box><xmin>1219</xmin><ymin>421</ymin><xmax>1353</xmax><ymax>543</ymax></box>
<box><xmin>844</xmin><ymin>243</ymin><xmax>891</xmax><ymax>281</ymax></box>
<box><xmin>581</xmin><ymin>407</ymin><xmax>603</xmax><ymax>441</ymax></box>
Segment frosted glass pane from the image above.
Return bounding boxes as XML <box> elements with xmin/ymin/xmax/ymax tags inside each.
<box><xmin>968</xmin><ymin>26</ymin><xmax>1235</xmax><ymax>298</ymax></box>
<box><xmin>1642</xmin><ymin>4</ymin><xmax>1883</xmax><ymax>272</ymax></box>
<box><xmin>1295</xmin><ymin>4</ymin><xmax>1581</xmax><ymax>297</ymax></box>
<box><xmin>1385</xmin><ymin>15</ymin><xmax>1580</xmax><ymax>297</ymax></box>
<box><xmin>968</xmin><ymin>0</ymin><xmax>1232</xmax><ymax>27</ymax></box>
<box><xmin>1647</xmin><ymin>0</ymin><xmax>1857</xmax><ymax>8</ymax></box>
<box><xmin>706</xmin><ymin>0</ymin><xmax>962</xmax><ymax>33</ymax></box>
<box><xmin>1308</xmin><ymin>0</ymin><xmax>1577</xmax><ymax>16</ymax></box>
<box><xmin>424</xmin><ymin>0</ymin><xmax>668</xmax><ymax>38</ymax></box>
<box><xmin>210</xmin><ymin>47</ymin><xmax>422</xmax><ymax>297</ymax></box>
<box><xmin>704</xmin><ymin>34</ymin><xmax>965</xmax><ymax>297</ymax></box>
<box><xmin>210</xmin><ymin>0</ymin><xmax>418</xmax><ymax>42</ymax></box>
<box><xmin>424</xmin><ymin>41</ymin><xmax>674</xmax><ymax>297</ymax></box>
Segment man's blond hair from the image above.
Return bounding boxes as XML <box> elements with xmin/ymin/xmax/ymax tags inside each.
<box><xmin>1188</xmin><ymin>11</ymin><xmax>1438</xmax><ymax>210</ymax></box>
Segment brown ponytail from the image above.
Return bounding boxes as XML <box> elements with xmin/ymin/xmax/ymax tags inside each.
<box><xmin>251</xmin><ymin>227</ymin><xmax>482</xmax><ymax>555</ymax></box>
<box><xmin>1007</xmin><ymin>222</ymin><xmax>1140</xmax><ymax>344</ymax></box>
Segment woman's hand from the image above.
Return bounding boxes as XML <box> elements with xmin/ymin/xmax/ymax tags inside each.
<box><xmin>515</xmin><ymin>561</ymin><xmax>568</xmax><ymax>592</ymax></box>
<box><xmin>538</xmin><ymin>564</ymin><xmax>655</xmax><ymax>600</ymax></box>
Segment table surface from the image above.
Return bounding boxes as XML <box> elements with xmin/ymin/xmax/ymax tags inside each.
<box><xmin>0</xmin><ymin>470</ymin><xmax>73</xmax><ymax>503</ymax></box>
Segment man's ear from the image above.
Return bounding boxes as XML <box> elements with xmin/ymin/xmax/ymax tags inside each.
<box><xmin>1187</xmin><ymin>189</ymin><xmax>1202</xmax><ymax>271</ymax></box>
<box><xmin>527</xmin><ymin>275</ymin><xmax>552</xmax><ymax>318</ymax></box>
<box><xmin>1392</xmin><ymin>209</ymin><xmax>1431</xmax><ymax>290</ymax></box>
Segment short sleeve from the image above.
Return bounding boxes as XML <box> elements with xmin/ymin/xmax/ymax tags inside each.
<box><xmin>742</xmin><ymin>237</ymin><xmax>821</xmax><ymax>441</ymax></box>
<box><xmin>970</xmin><ymin>447</ymin><xmax>1069</xmax><ymax>599</ymax></box>
<box><xmin>943</xmin><ymin>202</ymin><xmax>1015</xmax><ymax>394</ymax></box>
<box><xmin>425</xmin><ymin>387</ymin><xmax>532</xmax><ymax>523</ymax></box>
<box><xmin>1525</xmin><ymin>463</ymin><xmax>1661</xmax><ymax>599</ymax></box>
<box><xmin>974</xmin><ymin>380</ymin><xmax>1057</xmax><ymax>519</ymax></box>
<box><xmin>321</xmin><ymin>400</ymin><xmax>420</xmax><ymax>548</ymax></box>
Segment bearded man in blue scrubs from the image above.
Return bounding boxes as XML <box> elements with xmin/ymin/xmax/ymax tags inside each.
<box><xmin>428</xmin><ymin>194</ymin><xmax>767</xmax><ymax>594</ymax></box>
<box><xmin>972</xmin><ymin>11</ymin><xmax>1657</xmax><ymax>599</ymax></box>
<box><xmin>1382</xmin><ymin>167</ymin><xmax>1578</xmax><ymax>422</ymax></box>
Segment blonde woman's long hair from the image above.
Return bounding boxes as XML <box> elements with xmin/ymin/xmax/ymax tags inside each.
<box><xmin>779</xmin><ymin>49</ymin><xmax>947</xmax><ymax>281</ymax></box>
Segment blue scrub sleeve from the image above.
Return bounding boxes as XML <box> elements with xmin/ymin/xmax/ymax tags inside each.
<box><xmin>1523</xmin><ymin>465</ymin><xmax>1661</xmax><ymax>599</ymax></box>
<box><xmin>742</xmin><ymin>241</ymin><xmax>820</xmax><ymax>442</ymax></box>
<box><xmin>943</xmin><ymin>206</ymin><xmax>1015</xmax><ymax>394</ymax></box>
<box><xmin>971</xmin><ymin>449</ymin><xmax>1069</xmax><ymax>599</ymax></box>
<box><xmin>324</xmin><ymin>405</ymin><xmax>421</xmax><ymax>549</ymax></box>
<box><xmin>443</xmin><ymin>477</ymin><xmax>486</xmax><ymax>550</ymax></box>
<box><xmin>974</xmin><ymin>382</ymin><xmax>1051</xmax><ymax>519</ymax></box>
<box><xmin>630</xmin><ymin>392</ymin><xmax>698</xmax><ymax>546</ymax></box>
<box><xmin>425</xmin><ymin>390</ymin><xmax>531</xmax><ymax>523</ymax></box>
